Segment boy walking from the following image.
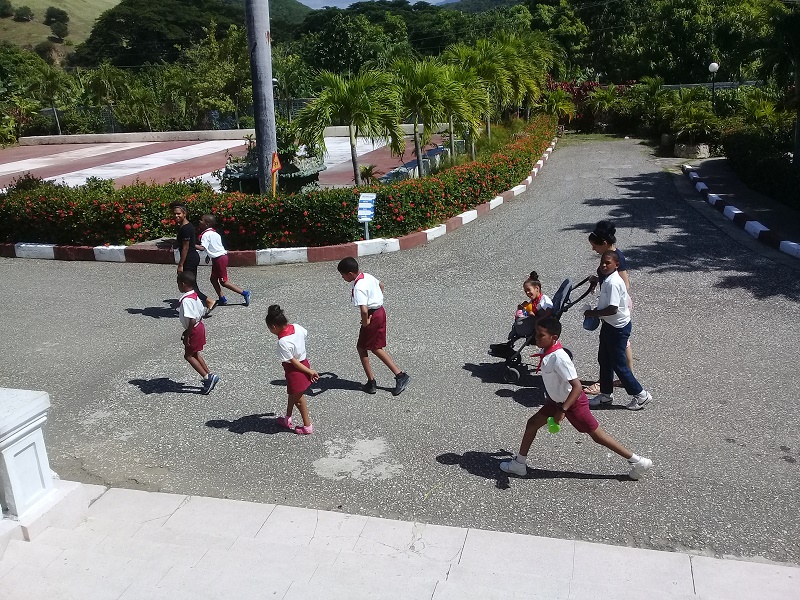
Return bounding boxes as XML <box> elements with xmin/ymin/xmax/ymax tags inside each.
<box><xmin>337</xmin><ymin>257</ymin><xmax>410</xmax><ymax>396</ymax></box>
<box><xmin>197</xmin><ymin>214</ymin><xmax>251</xmax><ymax>309</ymax></box>
<box><xmin>177</xmin><ymin>271</ymin><xmax>219</xmax><ymax>394</ymax></box>
<box><xmin>500</xmin><ymin>317</ymin><xmax>652</xmax><ymax>480</ymax></box>
<box><xmin>584</xmin><ymin>250</ymin><xmax>651</xmax><ymax>410</ymax></box>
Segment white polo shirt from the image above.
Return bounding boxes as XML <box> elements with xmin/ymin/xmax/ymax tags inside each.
<box><xmin>540</xmin><ymin>347</ymin><xmax>578</xmax><ymax>403</ymax></box>
<box><xmin>178</xmin><ymin>291</ymin><xmax>204</xmax><ymax>329</ymax></box>
<box><xmin>276</xmin><ymin>324</ymin><xmax>308</xmax><ymax>363</ymax></box>
<box><xmin>199</xmin><ymin>229</ymin><xmax>228</xmax><ymax>258</ymax></box>
<box><xmin>351</xmin><ymin>272</ymin><xmax>383</xmax><ymax>309</ymax></box>
<box><xmin>597</xmin><ymin>270</ymin><xmax>630</xmax><ymax>328</ymax></box>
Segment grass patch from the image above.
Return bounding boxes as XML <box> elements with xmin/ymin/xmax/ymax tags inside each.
<box><xmin>0</xmin><ymin>0</ymin><xmax>120</xmax><ymax>48</ymax></box>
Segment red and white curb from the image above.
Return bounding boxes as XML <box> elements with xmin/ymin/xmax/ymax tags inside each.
<box><xmin>0</xmin><ymin>139</ymin><xmax>558</xmax><ymax>265</ymax></box>
<box><xmin>681</xmin><ymin>164</ymin><xmax>800</xmax><ymax>260</ymax></box>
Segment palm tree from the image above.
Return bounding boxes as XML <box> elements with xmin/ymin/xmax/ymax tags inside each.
<box><xmin>441</xmin><ymin>65</ymin><xmax>486</xmax><ymax>161</ymax></box>
<box><xmin>442</xmin><ymin>40</ymin><xmax>511</xmax><ymax>141</ymax></box>
<box><xmin>295</xmin><ymin>70</ymin><xmax>404</xmax><ymax>186</ymax></box>
<box><xmin>28</xmin><ymin>64</ymin><xmax>68</xmax><ymax>135</ymax></box>
<box><xmin>87</xmin><ymin>62</ymin><xmax>127</xmax><ymax>133</ymax></box>
<box><xmin>585</xmin><ymin>83</ymin><xmax>618</xmax><ymax>127</ymax></box>
<box><xmin>536</xmin><ymin>89</ymin><xmax>576</xmax><ymax>123</ymax></box>
<box><xmin>391</xmin><ymin>58</ymin><xmax>453</xmax><ymax>178</ymax></box>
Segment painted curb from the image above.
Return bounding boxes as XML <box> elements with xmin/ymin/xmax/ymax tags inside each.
<box><xmin>680</xmin><ymin>164</ymin><xmax>799</xmax><ymax>261</ymax></box>
<box><xmin>2</xmin><ymin>139</ymin><xmax>559</xmax><ymax>266</ymax></box>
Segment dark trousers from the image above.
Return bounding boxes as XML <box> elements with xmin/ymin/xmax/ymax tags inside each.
<box><xmin>183</xmin><ymin>257</ymin><xmax>209</xmax><ymax>305</ymax></box>
<box><xmin>598</xmin><ymin>321</ymin><xmax>642</xmax><ymax>396</ymax></box>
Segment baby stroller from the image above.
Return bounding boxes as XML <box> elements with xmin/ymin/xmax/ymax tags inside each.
<box><xmin>489</xmin><ymin>277</ymin><xmax>591</xmax><ymax>383</ymax></box>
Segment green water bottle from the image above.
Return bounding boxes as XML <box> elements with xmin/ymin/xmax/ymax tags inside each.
<box><xmin>547</xmin><ymin>416</ymin><xmax>560</xmax><ymax>434</ymax></box>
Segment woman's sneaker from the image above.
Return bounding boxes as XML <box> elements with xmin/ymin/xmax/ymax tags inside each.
<box><xmin>626</xmin><ymin>390</ymin><xmax>652</xmax><ymax>411</ymax></box>
<box><xmin>499</xmin><ymin>456</ymin><xmax>527</xmax><ymax>477</ymax></box>
<box><xmin>628</xmin><ymin>457</ymin><xmax>653</xmax><ymax>480</ymax></box>
<box><xmin>589</xmin><ymin>393</ymin><xmax>613</xmax><ymax>407</ymax></box>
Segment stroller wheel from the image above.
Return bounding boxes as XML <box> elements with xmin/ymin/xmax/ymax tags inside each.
<box><xmin>503</xmin><ymin>367</ymin><xmax>521</xmax><ymax>384</ymax></box>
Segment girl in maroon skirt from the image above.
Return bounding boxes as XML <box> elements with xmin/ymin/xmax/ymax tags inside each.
<box><xmin>266</xmin><ymin>304</ymin><xmax>319</xmax><ymax>435</ymax></box>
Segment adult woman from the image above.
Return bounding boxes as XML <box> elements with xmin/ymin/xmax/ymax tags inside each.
<box><xmin>172</xmin><ymin>204</ymin><xmax>213</xmax><ymax>312</ymax></box>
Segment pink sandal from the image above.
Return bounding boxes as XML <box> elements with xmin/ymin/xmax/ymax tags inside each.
<box><xmin>294</xmin><ymin>425</ymin><xmax>313</xmax><ymax>435</ymax></box>
<box><xmin>276</xmin><ymin>416</ymin><xmax>292</xmax><ymax>429</ymax></box>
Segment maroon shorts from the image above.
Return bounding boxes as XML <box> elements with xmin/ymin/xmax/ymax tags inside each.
<box><xmin>357</xmin><ymin>306</ymin><xmax>387</xmax><ymax>350</ymax></box>
<box><xmin>210</xmin><ymin>254</ymin><xmax>229</xmax><ymax>282</ymax></box>
<box><xmin>543</xmin><ymin>393</ymin><xmax>598</xmax><ymax>433</ymax></box>
<box><xmin>283</xmin><ymin>359</ymin><xmax>312</xmax><ymax>395</ymax></box>
<box><xmin>184</xmin><ymin>321</ymin><xmax>206</xmax><ymax>353</ymax></box>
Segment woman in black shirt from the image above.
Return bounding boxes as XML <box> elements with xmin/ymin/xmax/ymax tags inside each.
<box><xmin>173</xmin><ymin>204</ymin><xmax>213</xmax><ymax>311</ymax></box>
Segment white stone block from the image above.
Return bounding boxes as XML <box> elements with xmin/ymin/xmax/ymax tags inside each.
<box><xmin>88</xmin><ymin>488</ymin><xmax>187</xmax><ymax>525</ymax></box>
<box><xmin>744</xmin><ymin>221</ymin><xmax>769</xmax><ymax>238</ymax></box>
<box><xmin>512</xmin><ymin>185</ymin><xmax>526</xmax><ymax>196</ymax></box>
<box><xmin>425</xmin><ymin>224</ymin><xmax>447</xmax><ymax>241</ymax></box>
<box><xmin>162</xmin><ymin>495</ymin><xmax>275</xmax><ymax>540</ymax></box>
<box><xmin>489</xmin><ymin>196</ymin><xmax>504</xmax><ymax>209</ymax></box>
<box><xmin>779</xmin><ymin>240</ymin><xmax>800</xmax><ymax>259</ymax></box>
<box><xmin>0</xmin><ymin>518</ymin><xmax>23</xmax><ymax>559</ymax></box>
<box><xmin>92</xmin><ymin>245</ymin><xmax>127</xmax><ymax>262</ymax></box>
<box><xmin>444</xmin><ymin>564</ymin><xmax>562</xmax><ymax>598</ymax></box>
<box><xmin>352</xmin><ymin>517</ymin><xmax>466</xmax><ymax>563</ymax></box>
<box><xmin>525</xmin><ymin>175</ymin><xmax>533</xmax><ymax>185</ymax></box>
<box><xmin>691</xmin><ymin>555</ymin><xmax>800</xmax><ymax>600</ymax></box>
<box><xmin>542</xmin><ymin>153</ymin><xmax>549</xmax><ymax>161</ymax></box>
<box><xmin>695</xmin><ymin>182</ymin><xmax>708</xmax><ymax>192</ymax></box>
<box><xmin>723</xmin><ymin>205</ymin><xmax>742</xmax><ymax>220</ymax></box>
<box><xmin>532</xmin><ymin>166</ymin><xmax>539</xmax><ymax>176</ymax></box>
<box><xmin>460</xmin><ymin>528</ymin><xmax>574</xmax><ymax>571</ymax></box>
<box><xmin>356</xmin><ymin>238</ymin><xmax>399</xmax><ymax>256</ymax></box>
<box><xmin>545</xmin><ymin>146</ymin><xmax>553</xmax><ymax>153</ymax></box>
<box><xmin>536</xmin><ymin>160</ymin><xmax>544</xmax><ymax>168</ymax></box>
<box><xmin>681</xmin><ymin>164</ymin><xmax>696</xmax><ymax>173</ymax></box>
<box><xmin>0</xmin><ymin>388</ymin><xmax>53</xmax><ymax>518</ymax></box>
<box><xmin>14</xmin><ymin>243</ymin><xmax>55</xmax><ymax>260</ymax></box>
<box><xmin>707</xmin><ymin>193</ymin><xmax>721</xmax><ymax>205</ymax></box>
<box><xmin>256</xmin><ymin>247</ymin><xmax>309</xmax><ymax>265</ymax></box>
<box><xmin>459</xmin><ymin>210</ymin><xmax>478</xmax><ymax>224</ymax></box>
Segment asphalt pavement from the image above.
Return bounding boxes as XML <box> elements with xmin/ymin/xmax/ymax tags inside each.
<box><xmin>2</xmin><ymin>136</ymin><xmax>798</xmax><ymax>565</ymax></box>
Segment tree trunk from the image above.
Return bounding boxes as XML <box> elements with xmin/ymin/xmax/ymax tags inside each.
<box><xmin>51</xmin><ymin>102</ymin><xmax>61</xmax><ymax>136</ymax></box>
<box><xmin>448</xmin><ymin>114</ymin><xmax>455</xmax><ymax>161</ymax></box>
<box><xmin>350</xmin><ymin>124</ymin><xmax>362</xmax><ymax>186</ymax></box>
<box><xmin>469</xmin><ymin>131</ymin><xmax>476</xmax><ymax>161</ymax></box>
<box><xmin>485</xmin><ymin>111</ymin><xmax>491</xmax><ymax>140</ymax></box>
<box><xmin>287</xmin><ymin>98</ymin><xmax>292</xmax><ymax>123</ymax></box>
<box><xmin>414</xmin><ymin>115</ymin><xmax>424</xmax><ymax>178</ymax></box>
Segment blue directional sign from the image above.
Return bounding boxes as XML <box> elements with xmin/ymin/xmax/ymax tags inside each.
<box><xmin>358</xmin><ymin>193</ymin><xmax>376</xmax><ymax>223</ymax></box>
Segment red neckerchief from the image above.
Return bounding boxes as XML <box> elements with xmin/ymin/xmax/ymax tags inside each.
<box><xmin>351</xmin><ymin>272</ymin><xmax>364</xmax><ymax>298</ymax></box>
<box><xmin>199</xmin><ymin>227</ymin><xmax>215</xmax><ymax>240</ymax></box>
<box><xmin>532</xmin><ymin>339</ymin><xmax>562</xmax><ymax>358</ymax></box>
<box><xmin>527</xmin><ymin>294</ymin><xmax>542</xmax><ymax>314</ymax></box>
<box><xmin>278</xmin><ymin>324</ymin><xmax>295</xmax><ymax>339</ymax></box>
<box><xmin>179</xmin><ymin>291</ymin><xmax>198</xmax><ymax>304</ymax></box>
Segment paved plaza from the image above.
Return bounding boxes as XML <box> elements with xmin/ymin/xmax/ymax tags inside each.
<box><xmin>1</xmin><ymin>137</ymin><xmax>798</xmax><ymax>572</ymax></box>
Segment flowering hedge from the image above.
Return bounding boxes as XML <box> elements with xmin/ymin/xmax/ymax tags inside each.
<box><xmin>0</xmin><ymin>115</ymin><xmax>556</xmax><ymax>249</ymax></box>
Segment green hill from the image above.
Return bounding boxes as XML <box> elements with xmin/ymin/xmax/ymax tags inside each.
<box><xmin>0</xmin><ymin>0</ymin><xmax>120</xmax><ymax>47</ymax></box>
<box><xmin>439</xmin><ymin>0</ymin><xmax>522</xmax><ymax>12</ymax></box>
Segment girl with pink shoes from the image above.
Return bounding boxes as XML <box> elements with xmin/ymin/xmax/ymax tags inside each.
<box><xmin>266</xmin><ymin>305</ymin><xmax>319</xmax><ymax>435</ymax></box>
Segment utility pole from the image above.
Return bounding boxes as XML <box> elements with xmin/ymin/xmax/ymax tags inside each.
<box><xmin>245</xmin><ymin>0</ymin><xmax>278</xmax><ymax>194</ymax></box>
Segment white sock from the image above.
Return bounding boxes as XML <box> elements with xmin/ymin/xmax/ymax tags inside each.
<box><xmin>636</xmin><ymin>390</ymin><xmax>648</xmax><ymax>399</ymax></box>
<box><xmin>628</xmin><ymin>454</ymin><xmax>640</xmax><ymax>464</ymax></box>
<box><xmin>515</xmin><ymin>454</ymin><xmax>527</xmax><ymax>464</ymax></box>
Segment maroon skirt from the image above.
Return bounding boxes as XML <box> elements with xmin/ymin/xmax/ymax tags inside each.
<box><xmin>357</xmin><ymin>306</ymin><xmax>387</xmax><ymax>350</ymax></box>
<box><xmin>283</xmin><ymin>359</ymin><xmax>312</xmax><ymax>395</ymax></box>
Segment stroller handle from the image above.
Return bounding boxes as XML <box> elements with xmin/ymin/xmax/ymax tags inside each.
<box><xmin>561</xmin><ymin>277</ymin><xmax>592</xmax><ymax>313</ymax></box>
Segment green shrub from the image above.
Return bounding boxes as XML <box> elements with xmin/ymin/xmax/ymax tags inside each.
<box><xmin>0</xmin><ymin>116</ymin><xmax>556</xmax><ymax>249</ymax></box>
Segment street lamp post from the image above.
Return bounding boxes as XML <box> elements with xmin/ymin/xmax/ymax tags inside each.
<box><xmin>708</xmin><ymin>62</ymin><xmax>719</xmax><ymax>113</ymax></box>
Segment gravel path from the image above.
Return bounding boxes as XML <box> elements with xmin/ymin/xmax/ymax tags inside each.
<box><xmin>2</xmin><ymin>136</ymin><xmax>798</xmax><ymax>563</ymax></box>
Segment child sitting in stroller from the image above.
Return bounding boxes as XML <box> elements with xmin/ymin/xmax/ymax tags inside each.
<box><xmin>490</xmin><ymin>272</ymin><xmax>553</xmax><ymax>357</ymax></box>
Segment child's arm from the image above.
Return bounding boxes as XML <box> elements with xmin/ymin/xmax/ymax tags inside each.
<box><xmin>379</xmin><ymin>281</ymin><xmax>385</xmax><ymax>293</ymax></box>
<box><xmin>177</xmin><ymin>239</ymin><xmax>190</xmax><ymax>272</ymax></box>
<box><xmin>585</xmin><ymin>305</ymin><xmax>617</xmax><ymax>318</ymax></box>
<box><xmin>359</xmin><ymin>304</ymin><xmax>371</xmax><ymax>326</ymax></box>
<box><xmin>555</xmin><ymin>378</ymin><xmax>584</xmax><ymax>422</ymax></box>
<box><xmin>182</xmin><ymin>318</ymin><xmax>197</xmax><ymax>344</ymax></box>
<box><xmin>618</xmin><ymin>269</ymin><xmax>631</xmax><ymax>291</ymax></box>
<box><xmin>289</xmin><ymin>357</ymin><xmax>320</xmax><ymax>382</ymax></box>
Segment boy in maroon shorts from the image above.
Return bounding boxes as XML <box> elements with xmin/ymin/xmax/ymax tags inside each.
<box><xmin>177</xmin><ymin>272</ymin><xmax>219</xmax><ymax>394</ymax></box>
<box><xmin>337</xmin><ymin>257</ymin><xmax>410</xmax><ymax>396</ymax></box>
<box><xmin>500</xmin><ymin>316</ymin><xmax>651</xmax><ymax>480</ymax></box>
<box><xmin>197</xmin><ymin>214</ymin><xmax>251</xmax><ymax>309</ymax></box>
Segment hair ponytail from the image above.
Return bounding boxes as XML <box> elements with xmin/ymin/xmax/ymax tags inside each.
<box><xmin>266</xmin><ymin>304</ymin><xmax>288</xmax><ymax>328</ymax></box>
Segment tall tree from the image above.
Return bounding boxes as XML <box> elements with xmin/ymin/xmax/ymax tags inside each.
<box><xmin>295</xmin><ymin>70</ymin><xmax>404</xmax><ymax>186</ymax></box>
<box><xmin>28</xmin><ymin>63</ymin><xmax>69</xmax><ymax>135</ymax></box>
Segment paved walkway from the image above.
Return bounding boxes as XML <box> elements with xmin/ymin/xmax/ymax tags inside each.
<box><xmin>0</xmin><ymin>137</ymin><xmax>798</xmax><ymax>568</ymax></box>
<box><xmin>1</xmin><ymin>484</ymin><xmax>796</xmax><ymax>599</ymax></box>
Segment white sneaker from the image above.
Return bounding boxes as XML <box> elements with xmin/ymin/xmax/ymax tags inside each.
<box><xmin>589</xmin><ymin>393</ymin><xmax>613</xmax><ymax>407</ymax></box>
<box><xmin>500</xmin><ymin>456</ymin><xmax>527</xmax><ymax>476</ymax></box>
<box><xmin>626</xmin><ymin>390</ymin><xmax>652</xmax><ymax>411</ymax></box>
<box><xmin>628</xmin><ymin>457</ymin><xmax>652</xmax><ymax>480</ymax></box>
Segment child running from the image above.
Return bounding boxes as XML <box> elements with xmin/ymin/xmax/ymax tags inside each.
<box><xmin>177</xmin><ymin>271</ymin><xmax>219</xmax><ymax>394</ymax></box>
<box><xmin>197</xmin><ymin>214</ymin><xmax>251</xmax><ymax>309</ymax></box>
<box><xmin>499</xmin><ymin>316</ymin><xmax>652</xmax><ymax>480</ymax></box>
<box><xmin>337</xmin><ymin>257</ymin><xmax>410</xmax><ymax>396</ymax></box>
<box><xmin>266</xmin><ymin>304</ymin><xmax>319</xmax><ymax>435</ymax></box>
<box><xmin>584</xmin><ymin>251</ymin><xmax>652</xmax><ymax>410</ymax></box>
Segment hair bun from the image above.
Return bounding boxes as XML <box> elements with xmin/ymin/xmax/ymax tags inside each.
<box><xmin>529</xmin><ymin>270</ymin><xmax>539</xmax><ymax>281</ymax></box>
<box><xmin>267</xmin><ymin>304</ymin><xmax>283</xmax><ymax>316</ymax></box>
<box><xmin>595</xmin><ymin>220</ymin><xmax>616</xmax><ymax>236</ymax></box>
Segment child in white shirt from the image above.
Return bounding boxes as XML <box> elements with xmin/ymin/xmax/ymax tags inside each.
<box><xmin>177</xmin><ymin>271</ymin><xmax>219</xmax><ymax>394</ymax></box>
<box><xmin>197</xmin><ymin>214</ymin><xmax>251</xmax><ymax>309</ymax></box>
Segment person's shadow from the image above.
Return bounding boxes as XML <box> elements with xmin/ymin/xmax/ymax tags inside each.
<box><xmin>436</xmin><ymin>450</ymin><xmax>625</xmax><ymax>490</ymax></box>
<box><xmin>463</xmin><ymin>361</ymin><xmax>542</xmax><ymax>388</ymax></box>
<box><xmin>129</xmin><ymin>377</ymin><xmax>203</xmax><ymax>394</ymax></box>
<box><xmin>268</xmin><ymin>372</ymin><xmax>363</xmax><ymax>397</ymax></box>
<box><xmin>126</xmin><ymin>299</ymin><xmax>179</xmax><ymax>319</ymax></box>
<box><xmin>205</xmin><ymin>413</ymin><xmax>285</xmax><ymax>435</ymax></box>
